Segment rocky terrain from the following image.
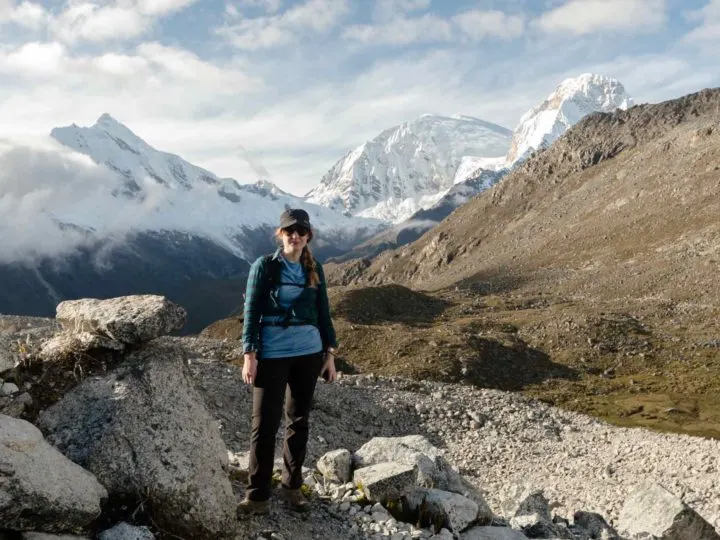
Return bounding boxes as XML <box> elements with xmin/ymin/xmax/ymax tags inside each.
<box><xmin>1</xmin><ymin>299</ymin><xmax>719</xmax><ymax>540</ymax></box>
<box><xmin>317</xmin><ymin>87</ymin><xmax>720</xmax><ymax>439</ymax></box>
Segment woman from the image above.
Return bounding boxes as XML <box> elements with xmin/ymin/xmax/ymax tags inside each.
<box><xmin>237</xmin><ymin>208</ymin><xmax>338</xmax><ymax>516</ymax></box>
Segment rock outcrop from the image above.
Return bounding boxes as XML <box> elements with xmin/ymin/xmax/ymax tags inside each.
<box><xmin>38</xmin><ymin>340</ymin><xmax>237</xmax><ymax>539</ymax></box>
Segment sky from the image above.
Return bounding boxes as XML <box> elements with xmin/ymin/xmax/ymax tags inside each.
<box><xmin>0</xmin><ymin>0</ymin><xmax>719</xmax><ymax>196</ymax></box>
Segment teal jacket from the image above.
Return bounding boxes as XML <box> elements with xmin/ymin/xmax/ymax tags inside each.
<box><xmin>242</xmin><ymin>249</ymin><xmax>338</xmax><ymax>354</ymax></box>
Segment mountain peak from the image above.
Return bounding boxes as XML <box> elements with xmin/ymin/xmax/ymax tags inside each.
<box><xmin>306</xmin><ymin>113</ymin><xmax>513</xmax><ymax>223</ymax></box>
<box><xmin>506</xmin><ymin>73</ymin><xmax>633</xmax><ymax>165</ymax></box>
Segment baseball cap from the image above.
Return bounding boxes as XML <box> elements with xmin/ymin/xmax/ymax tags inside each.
<box><xmin>279</xmin><ymin>208</ymin><xmax>312</xmax><ymax>229</ymax></box>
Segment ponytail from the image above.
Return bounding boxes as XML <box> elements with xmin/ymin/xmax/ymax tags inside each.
<box><xmin>301</xmin><ymin>245</ymin><xmax>320</xmax><ymax>288</ymax></box>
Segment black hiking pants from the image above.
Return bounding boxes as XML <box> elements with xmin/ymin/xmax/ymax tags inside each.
<box><xmin>246</xmin><ymin>351</ymin><xmax>324</xmax><ymax>501</ymax></box>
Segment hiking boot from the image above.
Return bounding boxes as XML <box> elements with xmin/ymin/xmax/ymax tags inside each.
<box><xmin>278</xmin><ymin>487</ymin><xmax>311</xmax><ymax>512</ymax></box>
<box><xmin>236</xmin><ymin>497</ymin><xmax>270</xmax><ymax>517</ymax></box>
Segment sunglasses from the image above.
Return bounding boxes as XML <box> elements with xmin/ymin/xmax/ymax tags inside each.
<box><xmin>283</xmin><ymin>225</ymin><xmax>310</xmax><ymax>237</ymax></box>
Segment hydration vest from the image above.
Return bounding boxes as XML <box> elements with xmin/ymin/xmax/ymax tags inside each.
<box><xmin>260</xmin><ymin>255</ymin><xmax>319</xmax><ymax>329</ymax></box>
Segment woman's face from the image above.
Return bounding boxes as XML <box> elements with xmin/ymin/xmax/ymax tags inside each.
<box><xmin>281</xmin><ymin>225</ymin><xmax>310</xmax><ymax>253</ymax></box>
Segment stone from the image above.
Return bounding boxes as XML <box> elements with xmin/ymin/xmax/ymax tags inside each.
<box><xmin>55</xmin><ymin>295</ymin><xmax>186</xmax><ymax>344</ymax></box>
<box><xmin>317</xmin><ymin>448</ymin><xmax>353</xmax><ymax>484</ymax></box>
<box><xmin>0</xmin><ymin>381</ymin><xmax>19</xmax><ymax>395</ymax></box>
<box><xmin>460</xmin><ymin>526</ymin><xmax>528</xmax><ymax>539</ymax></box>
<box><xmin>617</xmin><ymin>482</ymin><xmax>720</xmax><ymax>540</ymax></box>
<box><xmin>38</xmin><ymin>340</ymin><xmax>235</xmax><ymax>539</ymax></box>
<box><xmin>98</xmin><ymin>522</ymin><xmax>155</xmax><ymax>540</ymax></box>
<box><xmin>406</xmin><ymin>487</ymin><xmax>480</xmax><ymax>533</ymax></box>
<box><xmin>38</xmin><ymin>332</ymin><xmax>125</xmax><ymax>362</ymax></box>
<box><xmin>0</xmin><ymin>392</ymin><xmax>33</xmax><ymax>418</ymax></box>
<box><xmin>353</xmin><ymin>435</ymin><xmax>492</xmax><ymax>518</ymax></box>
<box><xmin>354</xmin><ymin>462</ymin><xmax>417</xmax><ymax>502</ymax></box>
<box><xmin>573</xmin><ymin>511</ymin><xmax>619</xmax><ymax>539</ymax></box>
<box><xmin>0</xmin><ymin>414</ymin><xmax>107</xmax><ymax>533</ymax></box>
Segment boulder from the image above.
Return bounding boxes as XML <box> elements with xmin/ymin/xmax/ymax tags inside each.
<box><xmin>353</xmin><ymin>462</ymin><xmax>417</xmax><ymax>502</ymax></box>
<box><xmin>508</xmin><ymin>489</ymin><xmax>573</xmax><ymax>538</ymax></box>
<box><xmin>353</xmin><ymin>434</ymin><xmax>491</xmax><ymax>514</ymax></box>
<box><xmin>38</xmin><ymin>332</ymin><xmax>125</xmax><ymax>362</ymax></box>
<box><xmin>460</xmin><ymin>526</ymin><xmax>529</xmax><ymax>539</ymax></box>
<box><xmin>55</xmin><ymin>296</ymin><xmax>186</xmax><ymax>344</ymax></box>
<box><xmin>38</xmin><ymin>340</ymin><xmax>236</xmax><ymax>539</ymax></box>
<box><xmin>0</xmin><ymin>414</ymin><xmax>107</xmax><ymax>533</ymax></box>
<box><xmin>406</xmin><ymin>487</ymin><xmax>480</xmax><ymax>533</ymax></box>
<box><xmin>617</xmin><ymin>482</ymin><xmax>720</xmax><ymax>540</ymax></box>
<box><xmin>573</xmin><ymin>511</ymin><xmax>619</xmax><ymax>539</ymax></box>
<box><xmin>98</xmin><ymin>523</ymin><xmax>155</xmax><ymax>540</ymax></box>
<box><xmin>317</xmin><ymin>449</ymin><xmax>352</xmax><ymax>484</ymax></box>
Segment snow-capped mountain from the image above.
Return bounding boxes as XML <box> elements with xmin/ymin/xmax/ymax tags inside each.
<box><xmin>48</xmin><ymin>114</ymin><xmax>384</xmax><ymax>260</ymax></box>
<box><xmin>0</xmin><ymin>115</ymin><xmax>385</xmax><ymax>331</ymax></box>
<box><xmin>506</xmin><ymin>73</ymin><xmax>633</xmax><ymax>165</ymax></box>
<box><xmin>305</xmin><ymin>114</ymin><xmax>512</xmax><ymax>223</ymax></box>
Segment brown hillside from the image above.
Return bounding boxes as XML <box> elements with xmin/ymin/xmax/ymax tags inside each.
<box><xmin>320</xmin><ymin>88</ymin><xmax>720</xmax><ymax>439</ymax></box>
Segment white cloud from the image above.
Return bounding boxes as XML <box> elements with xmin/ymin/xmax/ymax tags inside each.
<box><xmin>536</xmin><ymin>0</ymin><xmax>666</xmax><ymax>35</ymax></box>
<box><xmin>0</xmin><ymin>41</ymin><xmax>67</xmax><ymax>77</ymax></box>
<box><xmin>372</xmin><ymin>0</ymin><xmax>431</xmax><ymax>21</ymax></box>
<box><xmin>51</xmin><ymin>3</ymin><xmax>149</xmax><ymax>44</ymax></box>
<box><xmin>453</xmin><ymin>9</ymin><xmax>525</xmax><ymax>40</ymax></box>
<box><xmin>218</xmin><ymin>0</ymin><xmax>349</xmax><ymax>50</ymax></box>
<box><xmin>683</xmin><ymin>0</ymin><xmax>720</xmax><ymax>49</ymax></box>
<box><xmin>0</xmin><ymin>1</ymin><xmax>48</xmax><ymax>29</ymax></box>
<box><xmin>344</xmin><ymin>8</ymin><xmax>525</xmax><ymax>45</ymax></box>
<box><xmin>0</xmin><ymin>136</ymin><xmax>130</xmax><ymax>263</ymax></box>
<box><xmin>343</xmin><ymin>13</ymin><xmax>453</xmax><ymax>45</ymax></box>
<box><xmin>42</xmin><ymin>0</ymin><xmax>200</xmax><ymax>44</ymax></box>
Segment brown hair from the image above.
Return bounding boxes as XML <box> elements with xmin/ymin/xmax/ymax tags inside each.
<box><xmin>275</xmin><ymin>227</ymin><xmax>320</xmax><ymax>288</ymax></box>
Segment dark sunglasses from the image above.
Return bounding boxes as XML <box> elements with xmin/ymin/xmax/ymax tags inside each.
<box><xmin>283</xmin><ymin>225</ymin><xmax>309</xmax><ymax>237</ymax></box>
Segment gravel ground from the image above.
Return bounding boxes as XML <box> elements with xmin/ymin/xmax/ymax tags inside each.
<box><xmin>182</xmin><ymin>336</ymin><xmax>720</xmax><ymax>537</ymax></box>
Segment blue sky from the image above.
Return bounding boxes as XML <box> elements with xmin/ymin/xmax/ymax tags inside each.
<box><xmin>0</xmin><ymin>0</ymin><xmax>718</xmax><ymax>195</ymax></box>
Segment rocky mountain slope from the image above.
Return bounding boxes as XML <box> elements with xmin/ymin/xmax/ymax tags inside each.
<box><xmin>323</xmin><ymin>87</ymin><xmax>720</xmax><ymax>438</ymax></box>
<box><xmin>305</xmin><ymin>114</ymin><xmax>512</xmax><ymax>223</ymax></box>
<box><xmin>0</xmin><ymin>115</ymin><xmax>383</xmax><ymax>332</ymax></box>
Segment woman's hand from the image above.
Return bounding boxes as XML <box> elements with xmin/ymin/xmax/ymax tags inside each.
<box><xmin>242</xmin><ymin>352</ymin><xmax>258</xmax><ymax>384</ymax></box>
<box><xmin>321</xmin><ymin>351</ymin><xmax>337</xmax><ymax>383</ymax></box>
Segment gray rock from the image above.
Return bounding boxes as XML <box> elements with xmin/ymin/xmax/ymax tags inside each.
<box><xmin>39</xmin><ymin>332</ymin><xmax>125</xmax><ymax>362</ymax></box>
<box><xmin>573</xmin><ymin>511</ymin><xmax>619</xmax><ymax>539</ymax></box>
<box><xmin>460</xmin><ymin>526</ymin><xmax>529</xmax><ymax>539</ymax></box>
<box><xmin>0</xmin><ymin>414</ymin><xmax>107</xmax><ymax>533</ymax></box>
<box><xmin>406</xmin><ymin>487</ymin><xmax>480</xmax><ymax>533</ymax></box>
<box><xmin>354</xmin><ymin>462</ymin><xmax>417</xmax><ymax>502</ymax></box>
<box><xmin>55</xmin><ymin>295</ymin><xmax>186</xmax><ymax>344</ymax></box>
<box><xmin>38</xmin><ymin>340</ymin><xmax>236</xmax><ymax>539</ymax></box>
<box><xmin>353</xmin><ymin>435</ymin><xmax>491</xmax><ymax>514</ymax></box>
<box><xmin>98</xmin><ymin>522</ymin><xmax>155</xmax><ymax>540</ymax></box>
<box><xmin>0</xmin><ymin>391</ymin><xmax>33</xmax><ymax>418</ymax></box>
<box><xmin>617</xmin><ymin>482</ymin><xmax>720</xmax><ymax>540</ymax></box>
<box><xmin>0</xmin><ymin>381</ymin><xmax>19</xmax><ymax>396</ymax></box>
<box><xmin>318</xmin><ymin>448</ymin><xmax>352</xmax><ymax>484</ymax></box>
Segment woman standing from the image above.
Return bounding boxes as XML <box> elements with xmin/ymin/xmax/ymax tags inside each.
<box><xmin>237</xmin><ymin>208</ymin><xmax>338</xmax><ymax>516</ymax></box>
